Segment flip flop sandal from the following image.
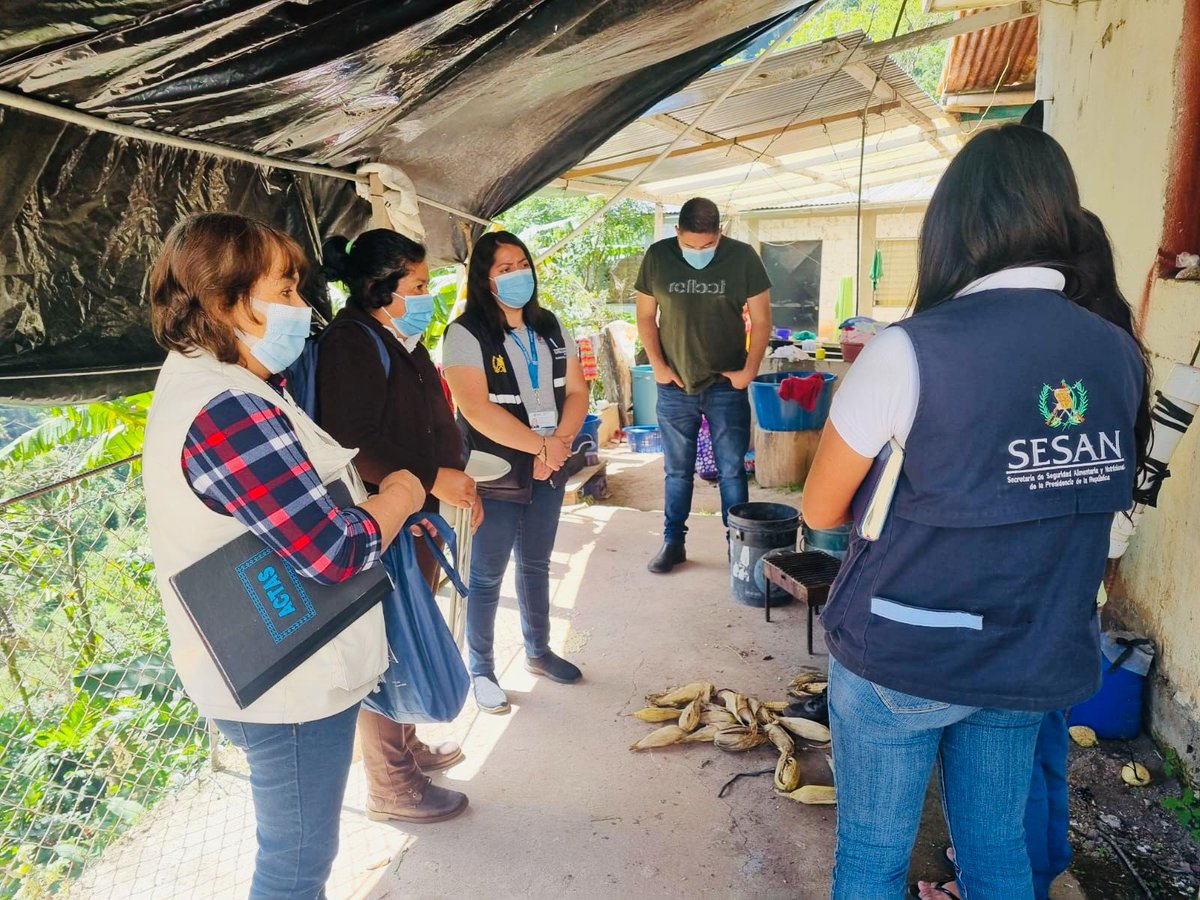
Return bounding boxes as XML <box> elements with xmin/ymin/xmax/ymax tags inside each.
<box><xmin>907</xmin><ymin>881</ymin><xmax>961</xmax><ymax>900</ymax></box>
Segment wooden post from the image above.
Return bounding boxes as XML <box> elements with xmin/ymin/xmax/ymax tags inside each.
<box><xmin>654</xmin><ymin>202</ymin><xmax>665</xmax><ymax>240</ymax></box>
<box><xmin>753</xmin><ymin>425</ymin><xmax>822</xmax><ymax>489</ymax></box>
<box><xmin>367</xmin><ymin>173</ymin><xmax>390</xmax><ymax>229</ymax></box>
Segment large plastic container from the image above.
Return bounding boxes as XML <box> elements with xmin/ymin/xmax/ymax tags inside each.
<box><xmin>626</xmin><ymin>425</ymin><xmax>662</xmax><ymax>453</ymax></box>
<box><xmin>801</xmin><ymin>522</ymin><xmax>852</xmax><ymax>560</ymax></box>
<box><xmin>574</xmin><ymin>413</ymin><xmax>601</xmax><ymax>450</ymax></box>
<box><xmin>1070</xmin><ymin>632</ymin><xmax>1155</xmax><ymax>739</ymax></box>
<box><xmin>632</xmin><ymin>364</ymin><xmax>658</xmax><ymax>425</ymax></box>
<box><xmin>750</xmin><ymin>372</ymin><xmax>837</xmax><ymax>431</ymax></box>
<box><xmin>728</xmin><ymin>502</ymin><xmax>800</xmax><ymax>607</ymax></box>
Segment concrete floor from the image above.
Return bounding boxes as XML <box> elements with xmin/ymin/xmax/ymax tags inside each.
<box><xmin>76</xmin><ymin>448</ymin><xmax>1087</xmax><ymax>899</ymax></box>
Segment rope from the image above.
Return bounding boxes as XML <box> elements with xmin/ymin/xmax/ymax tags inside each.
<box><xmin>0</xmin><ymin>454</ymin><xmax>141</xmax><ymax>509</ymax></box>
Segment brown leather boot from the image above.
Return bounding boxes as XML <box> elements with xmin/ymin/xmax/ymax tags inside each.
<box><xmin>358</xmin><ymin>710</ymin><xmax>468</xmax><ymax>823</ymax></box>
<box><xmin>410</xmin><ymin>735</ymin><xmax>465</xmax><ymax>772</ymax></box>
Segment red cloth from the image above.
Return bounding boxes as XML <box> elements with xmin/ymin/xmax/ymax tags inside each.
<box><xmin>779</xmin><ymin>374</ymin><xmax>824</xmax><ymax>411</ymax></box>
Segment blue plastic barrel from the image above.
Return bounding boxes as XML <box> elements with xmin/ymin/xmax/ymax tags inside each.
<box><xmin>1070</xmin><ymin>632</ymin><xmax>1154</xmax><ymax>739</ymax></box>
<box><xmin>750</xmin><ymin>372</ymin><xmax>838</xmax><ymax>431</ymax></box>
<box><xmin>632</xmin><ymin>364</ymin><xmax>658</xmax><ymax>425</ymax></box>
<box><xmin>574</xmin><ymin>413</ymin><xmax>601</xmax><ymax>450</ymax></box>
<box><xmin>728</xmin><ymin>502</ymin><xmax>800</xmax><ymax>607</ymax></box>
<box><xmin>801</xmin><ymin>522</ymin><xmax>851</xmax><ymax>560</ymax></box>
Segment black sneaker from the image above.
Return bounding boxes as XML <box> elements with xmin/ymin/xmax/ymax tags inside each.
<box><xmin>525</xmin><ymin>651</ymin><xmax>582</xmax><ymax>684</ymax></box>
<box><xmin>648</xmin><ymin>542</ymin><xmax>686</xmax><ymax>574</ymax></box>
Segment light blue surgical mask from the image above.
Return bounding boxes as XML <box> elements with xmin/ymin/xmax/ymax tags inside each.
<box><xmin>239</xmin><ymin>298</ymin><xmax>312</xmax><ymax>373</ymax></box>
<box><xmin>392</xmin><ymin>293</ymin><xmax>435</xmax><ymax>337</ymax></box>
<box><xmin>680</xmin><ymin>243</ymin><xmax>717</xmax><ymax>270</ymax></box>
<box><xmin>493</xmin><ymin>268</ymin><xmax>535</xmax><ymax>308</ymax></box>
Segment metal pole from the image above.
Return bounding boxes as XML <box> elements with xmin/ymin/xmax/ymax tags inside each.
<box><xmin>0</xmin><ymin>89</ymin><xmax>494</xmax><ymax>228</ymax></box>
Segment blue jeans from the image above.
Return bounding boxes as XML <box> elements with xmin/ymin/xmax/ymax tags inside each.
<box><xmin>656</xmin><ymin>379</ymin><xmax>750</xmax><ymax>543</ymax></box>
<box><xmin>1026</xmin><ymin>711</ymin><xmax>1071</xmax><ymax>900</ymax></box>
<box><xmin>214</xmin><ymin>703</ymin><xmax>360</xmax><ymax>900</ymax></box>
<box><xmin>828</xmin><ymin>657</ymin><xmax>1043</xmax><ymax>900</ymax></box>
<box><xmin>466</xmin><ymin>478</ymin><xmax>566</xmax><ymax>677</ymax></box>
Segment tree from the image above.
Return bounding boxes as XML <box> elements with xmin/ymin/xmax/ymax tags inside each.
<box><xmin>728</xmin><ymin>0</ymin><xmax>952</xmax><ymax>98</ymax></box>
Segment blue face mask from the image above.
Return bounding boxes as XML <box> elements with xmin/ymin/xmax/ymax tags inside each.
<box><xmin>392</xmin><ymin>293</ymin><xmax>435</xmax><ymax>337</ymax></box>
<box><xmin>240</xmin><ymin>299</ymin><xmax>312</xmax><ymax>373</ymax></box>
<box><xmin>493</xmin><ymin>268</ymin><xmax>536</xmax><ymax>308</ymax></box>
<box><xmin>680</xmin><ymin>243</ymin><xmax>717</xmax><ymax>270</ymax></box>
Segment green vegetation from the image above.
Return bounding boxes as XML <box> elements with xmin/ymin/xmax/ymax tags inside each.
<box><xmin>498</xmin><ymin>193</ymin><xmax>655</xmax><ymax>334</ymax></box>
<box><xmin>0</xmin><ymin>400</ymin><xmax>209</xmax><ymax>896</ymax></box>
<box><xmin>731</xmin><ymin>0</ymin><xmax>953</xmax><ymax>97</ymax></box>
<box><xmin>1162</xmin><ymin>749</ymin><xmax>1200</xmax><ymax>842</ymax></box>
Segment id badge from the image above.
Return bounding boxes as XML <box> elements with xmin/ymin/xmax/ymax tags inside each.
<box><xmin>529</xmin><ymin>409</ymin><xmax>558</xmax><ymax>431</ymax></box>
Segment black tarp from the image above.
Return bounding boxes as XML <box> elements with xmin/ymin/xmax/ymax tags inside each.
<box><xmin>0</xmin><ymin>0</ymin><xmax>816</xmax><ymax>403</ymax></box>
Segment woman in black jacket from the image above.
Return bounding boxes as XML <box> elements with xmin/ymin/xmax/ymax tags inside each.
<box><xmin>316</xmin><ymin>228</ymin><xmax>479</xmax><ymax>824</ymax></box>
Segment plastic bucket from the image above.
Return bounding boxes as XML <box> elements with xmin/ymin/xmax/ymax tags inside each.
<box><xmin>632</xmin><ymin>364</ymin><xmax>658</xmax><ymax>425</ymax></box>
<box><xmin>626</xmin><ymin>425</ymin><xmax>662</xmax><ymax>453</ymax></box>
<box><xmin>575</xmin><ymin>413</ymin><xmax>601</xmax><ymax>450</ymax></box>
<box><xmin>728</xmin><ymin>502</ymin><xmax>800</xmax><ymax>607</ymax></box>
<box><xmin>1070</xmin><ymin>633</ymin><xmax>1154</xmax><ymax>739</ymax></box>
<box><xmin>801</xmin><ymin>522</ymin><xmax>852</xmax><ymax>560</ymax></box>
<box><xmin>750</xmin><ymin>372</ymin><xmax>837</xmax><ymax>431</ymax></box>
<box><xmin>841</xmin><ymin>340</ymin><xmax>866</xmax><ymax>363</ymax></box>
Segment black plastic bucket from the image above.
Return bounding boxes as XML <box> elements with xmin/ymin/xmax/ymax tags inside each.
<box><xmin>728</xmin><ymin>501</ymin><xmax>800</xmax><ymax>607</ymax></box>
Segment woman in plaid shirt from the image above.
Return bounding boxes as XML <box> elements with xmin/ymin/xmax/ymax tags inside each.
<box><xmin>144</xmin><ymin>213</ymin><xmax>425</xmax><ymax>900</ymax></box>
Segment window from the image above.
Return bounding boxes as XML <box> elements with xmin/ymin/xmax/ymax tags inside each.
<box><xmin>761</xmin><ymin>240</ymin><xmax>822</xmax><ymax>332</ymax></box>
<box><xmin>872</xmin><ymin>239</ymin><xmax>918</xmax><ymax>308</ymax></box>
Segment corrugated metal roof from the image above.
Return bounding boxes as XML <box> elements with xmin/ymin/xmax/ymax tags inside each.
<box><xmin>938</xmin><ymin>13</ymin><xmax>1037</xmax><ymax>96</ymax></box>
<box><xmin>558</xmin><ymin>29</ymin><xmax>968</xmax><ymax>213</ymax></box>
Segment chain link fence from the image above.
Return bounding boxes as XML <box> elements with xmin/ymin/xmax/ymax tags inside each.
<box><xmin>0</xmin><ymin>458</ymin><xmax>210</xmax><ymax>897</ymax></box>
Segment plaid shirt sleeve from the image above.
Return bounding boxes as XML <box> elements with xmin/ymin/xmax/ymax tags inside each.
<box><xmin>181</xmin><ymin>388</ymin><xmax>382</xmax><ymax>585</ymax></box>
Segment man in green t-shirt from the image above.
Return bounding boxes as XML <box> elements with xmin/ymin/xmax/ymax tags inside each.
<box><xmin>635</xmin><ymin>197</ymin><xmax>772</xmax><ymax>573</ymax></box>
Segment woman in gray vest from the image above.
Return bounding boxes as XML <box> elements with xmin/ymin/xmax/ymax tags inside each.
<box><xmin>803</xmin><ymin>125</ymin><xmax>1150</xmax><ymax>899</ymax></box>
<box><xmin>442</xmin><ymin>231</ymin><xmax>590</xmax><ymax>714</ymax></box>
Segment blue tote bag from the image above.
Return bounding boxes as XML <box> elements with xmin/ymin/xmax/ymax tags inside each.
<box><xmin>362</xmin><ymin>513</ymin><xmax>471</xmax><ymax>724</ymax></box>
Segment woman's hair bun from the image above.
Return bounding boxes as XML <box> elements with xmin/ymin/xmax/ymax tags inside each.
<box><xmin>321</xmin><ymin>235</ymin><xmax>353</xmax><ymax>282</ymax></box>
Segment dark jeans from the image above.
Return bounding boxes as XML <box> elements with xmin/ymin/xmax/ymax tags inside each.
<box><xmin>466</xmin><ymin>478</ymin><xmax>566</xmax><ymax>677</ymax></box>
<box><xmin>214</xmin><ymin>703</ymin><xmax>359</xmax><ymax>900</ymax></box>
<box><xmin>1026</xmin><ymin>711</ymin><xmax>1072</xmax><ymax>900</ymax></box>
<box><xmin>656</xmin><ymin>379</ymin><xmax>750</xmax><ymax>543</ymax></box>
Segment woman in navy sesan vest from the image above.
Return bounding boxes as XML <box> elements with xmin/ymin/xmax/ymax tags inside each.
<box><xmin>803</xmin><ymin>125</ymin><xmax>1150</xmax><ymax>899</ymax></box>
<box><xmin>442</xmin><ymin>231</ymin><xmax>590</xmax><ymax>714</ymax></box>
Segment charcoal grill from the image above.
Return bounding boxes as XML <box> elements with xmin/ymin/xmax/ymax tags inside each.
<box><xmin>762</xmin><ymin>550</ymin><xmax>843</xmax><ymax>655</ymax></box>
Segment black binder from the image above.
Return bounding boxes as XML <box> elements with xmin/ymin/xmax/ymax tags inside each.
<box><xmin>169</xmin><ymin>480</ymin><xmax>391</xmax><ymax>709</ymax></box>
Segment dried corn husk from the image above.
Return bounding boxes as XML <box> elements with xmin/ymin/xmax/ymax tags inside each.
<box><xmin>678</xmin><ymin>699</ymin><xmax>702</xmax><ymax>733</ymax></box>
<box><xmin>679</xmin><ymin>725</ymin><xmax>720</xmax><ymax>743</ymax></box>
<box><xmin>796</xmin><ymin>681</ymin><xmax>828</xmax><ymax>696</ymax></box>
<box><xmin>647</xmin><ymin>682</ymin><xmax>715</xmax><ymax>708</ymax></box>
<box><xmin>629</xmin><ymin>725</ymin><xmax>687</xmax><ymax>751</ymax></box>
<box><xmin>776</xmin><ymin>717</ymin><xmax>832</xmax><ymax>743</ymax></box>
<box><xmin>722</xmin><ymin>692</ymin><xmax>756</xmax><ymax>729</ymax></box>
<box><xmin>782</xmin><ymin>784</ymin><xmax>837</xmax><ymax>805</ymax></box>
<box><xmin>699</xmin><ymin>706</ymin><xmax>739</xmax><ymax>727</ymax></box>
<box><xmin>713</xmin><ymin>725</ymin><xmax>769</xmax><ymax>752</ymax></box>
<box><xmin>774</xmin><ymin>754</ymin><xmax>802</xmax><ymax>792</ymax></box>
<box><xmin>633</xmin><ymin>707</ymin><xmax>681</xmax><ymax>723</ymax></box>
<box><xmin>756</xmin><ymin>705</ymin><xmax>779</xmax><ymax>726</ymax></box>
<box><xmin>762</xmin><ymin>700</ymin><xmax>790</xmax><ymax>712</ymax></box>
<box><xmin>764</xmin><ymin>722</ymin><xmax>795</xmax><ymax>755</ymax></box>
<box><xmin>1069</xmin><ymin>725</ymin><xmax>1098</xmax><ymax>748</ymax></box>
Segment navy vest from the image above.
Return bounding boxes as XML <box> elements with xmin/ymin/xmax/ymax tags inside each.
<box><xmin>453</xmin><ymin>313</ymin><xmax>568</xmax><ymax>503</ymax></box>
<box><xmin>823</xmin><ymin>289</ymin><xmax>1144</xmax><ymax>710</ymax></box>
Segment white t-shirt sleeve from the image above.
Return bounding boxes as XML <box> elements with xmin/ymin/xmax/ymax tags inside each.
<box><xmin>828</xmin><ymin>326</ymin><xmax>920</xmax><ymax>458</ymax></box>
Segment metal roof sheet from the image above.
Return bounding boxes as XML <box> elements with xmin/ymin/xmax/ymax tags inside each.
<box><xmin>938</xmin><ymin>13</ymin><xmax>1037</xmax><ymax>96</ymax></box>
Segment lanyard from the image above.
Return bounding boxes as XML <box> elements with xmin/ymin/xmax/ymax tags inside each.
<box><xmin>510</xmin><ymin>327</ymin><xmax>540</xmax><ymax>390</ymax></box>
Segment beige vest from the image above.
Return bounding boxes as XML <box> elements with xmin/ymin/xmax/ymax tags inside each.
<box><xmin>143</xmin><ymin>350</ymin><xmax>387</xmax><ymax>724</ymax></box>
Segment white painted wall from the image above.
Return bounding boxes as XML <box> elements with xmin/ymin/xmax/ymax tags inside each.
<box><xmin>753</xmin><ymin>208</ymin><xmax>925</xmax><ymax>334</ymax></box>
<box><xmin>1042</xmin><ymin>0</ymin><xmax>1200</xmax><ymax>767</ymax></box>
